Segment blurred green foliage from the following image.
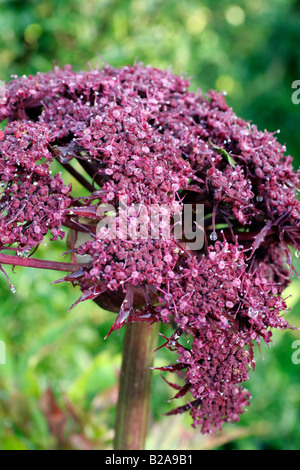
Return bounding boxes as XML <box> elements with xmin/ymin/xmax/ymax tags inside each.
<box><xmin>0</xmin><ymin>0</ymin><xmax>300</xmax><ymax>450</ymax></box>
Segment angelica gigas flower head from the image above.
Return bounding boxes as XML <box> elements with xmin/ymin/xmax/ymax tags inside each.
<box><xmin>0</xmin><ymin>63</ymin><xmax>299</xmax><ymax>433</ymax></box>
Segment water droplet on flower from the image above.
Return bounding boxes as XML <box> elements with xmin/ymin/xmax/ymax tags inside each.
<box><xmin>210</xmin><ymin>231</ymin><xmax>217</xmax><ymax>242</ymax></box>
<box><xmin>17</xmin><ymin>250</ymin><xmax>30</xmax><ymax>258</ymax></box>
<box><xmin>0</xmin><ymin>181</ymin><xmax>6</xmax><ymax>188</ymax></box>
<box><xmin>10</xmin><ymin>285</ymin><xmax>16</xmax><ymax>294</ymax></box>
<box><xmin>256</xmin><ymin>195</ymin><xmax>263</xmax><ymax>202</ymax></box>
<box><xmin>248</xmin><ymin>307</ymin><xmax>259</xmax><ymax>318</ymax></box>
<box><xmin>295</xmin><ymin>250</ymin><xmax>300</xmax><ymax>259</ymax></box>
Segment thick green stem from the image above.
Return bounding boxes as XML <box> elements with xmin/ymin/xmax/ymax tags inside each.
<box><xmin>114</xmin><ymin>322</ymin><xmax>159</xmax><ymax>450</ymax></box>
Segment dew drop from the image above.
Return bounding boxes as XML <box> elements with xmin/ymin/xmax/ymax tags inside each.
<box><xmin>10</xmin><ymin>285</ymin><xmax>16</xmax><ymax>294</ymax></box>
<box><xmin>295</xmin><ymin>250</ymin><xmax>300</xmax><ymax>259</ymax></box>
<box><xmin>210</xmin><ymin>231</ymin><xmax>218</xmax><ymax>242</ymax></box>
<box><xmin>256</xmin><ymin>195</ymin><xmax>263</xmax><ymax>202</ymax></box>
<box><xmin>248</xmin><ymin>306</ymin><xmax>259</xmax><ymax>318</ymax></box>
<box><xmin>17</xmin><ymin>250</ymin><xmax>30</xmax><ymax>258</ymax></box>
<box><xmin>0</xmin><ymin>181</ymin><xmax>6</xmax><ymax>188</ymax></box>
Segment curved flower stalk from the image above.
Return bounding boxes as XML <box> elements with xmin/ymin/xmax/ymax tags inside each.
<box><xmin>0</xmin><ymin>63</ymin><xmax>299</xmax><ymax>434</ymax></box>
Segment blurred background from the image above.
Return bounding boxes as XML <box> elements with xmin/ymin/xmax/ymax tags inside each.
<box><xmin>0</xmin><ymin>0</ymin><xmax>300</xmax><ymax>450</ymax></box>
